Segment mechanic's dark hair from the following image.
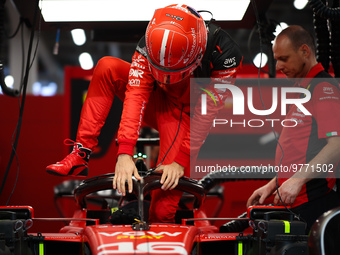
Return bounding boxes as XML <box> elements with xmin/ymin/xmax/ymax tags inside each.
<box><xmin>278</xmin><ymin>25</ymin><xmax>316</xmax><ymax>55</ymax></box>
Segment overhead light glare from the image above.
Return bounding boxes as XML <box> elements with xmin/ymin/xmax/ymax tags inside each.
<box><xmin>79</xmin><ymin>52</ymin><xmax>94</xmax><ymax>70</ymax></box>
<box><xmin>273</xmin><ymin>22</ymin><xmax>289</xmax><ymax>37</ymax></box>
<box><xmin>253</xmin><ymin>53</ymin><xmax>268</xmax><ymax>68</ymax></box>
<box><xmin>294</xmin><ymin>0</ymin><xmax>308</xmax><ymax>10</ymax></box>
<box><xmin>32</xmin><ymin>81</ymin><xmax>58</xmax><ymax>96</ymax></box>
<box><xmin>39</xmin><ymin>0</ymin><xmax>250</xmax><ymax>22</ymax></box>
<box><xmin>71</xmin><ymin>29</ymin><xmax>86</xmax><ymax>46</ymax></box>
<box><xmin>5</xmin><ymin>75</ymin><xmax>14</xmax><ymax>87</ymax></box>
<box><xmin>1</xmin><ymin>75</ymin><xmax>14</xmax><ymax>95</ymax></box>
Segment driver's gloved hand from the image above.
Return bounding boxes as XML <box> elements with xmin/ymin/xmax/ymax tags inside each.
<box><xmin>109</xmin><ymin>208</ymin><xmax>141</xmax><ymax>225</ymax></box>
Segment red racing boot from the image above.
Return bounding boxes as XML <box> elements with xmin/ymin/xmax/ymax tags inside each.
<box><xmin>46</xmin><ymin>139</ymin><xmax>91</xmax><ymax>177</ymax></box>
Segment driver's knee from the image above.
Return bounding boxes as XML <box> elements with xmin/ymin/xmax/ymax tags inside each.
<box><xmin>149</xmin><ymin>205</ymin><xmax>176</xmax><ymax>223</ymax></box>
<box><xmin>90</xmin><ymin>56</ymin><xmax>130</xmax><ymax>97</ymax></box>
<box><xmin>148</xmin><ymin>189</ymin><xmax>183</xmax><ymax>223</ymax></box>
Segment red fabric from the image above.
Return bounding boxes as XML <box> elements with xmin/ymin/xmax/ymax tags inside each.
<box><xmin>174</xmin><ymin>145</ymin><xmax>191</xmax><ymax>168</ymax></box>
<box><xmin>75</xmin><ymin>36</ymin><xmax>242</xmax><ymax>222</ymax></box>
<box><xmin>76</xmin><ymin>57</ymin><xmax>129</xmax><ymax>150</ymax></box>
<box><xmin>148</xmin><ymin>189</ymin><xmax>183</xmax><ymax>223</ymax></box>
<box><xmin>276</xmin><ymin>63</ymin><xmax>340</xmax><ymax>207</ymax></box>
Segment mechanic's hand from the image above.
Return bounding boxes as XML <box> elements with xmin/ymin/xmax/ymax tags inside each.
<box><xmin>113</xmin><ymin>154</ymin><xmax>141</xmax><ymax>196</ymax></box>
<box><xmin>273</xmin><ymin>178</ymin><xmax>303</xmax><ymax>205</ymax></box>
<box><xmin>156</xmin><ymin>162</ymin><xmax>185</xmax><ymax>190</ymax></box>
<box><xmin>246</xmin><ymin>182</ymin><xmax>275</xmax><ymax>208</ymax></box>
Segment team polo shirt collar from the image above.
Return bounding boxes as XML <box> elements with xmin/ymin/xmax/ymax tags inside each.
<box><xmin>298</xmin><ymin>63</ymin><xmax>325</xmax><ymax>88</ymax></box>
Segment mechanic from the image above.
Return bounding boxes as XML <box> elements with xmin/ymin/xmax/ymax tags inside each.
<box><xmin>46</xmin><ymin>4</ymin><xmax>243</xmax><ymax>223</ymax></box>
<box><xmin>247</xmin><ymin>25</ymin><xmax>340</xmax><ymax>233</ymax></box>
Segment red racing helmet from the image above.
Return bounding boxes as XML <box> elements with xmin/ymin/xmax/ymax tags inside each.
<box><xmin>145</xmin><ymin>4</ymin><xmax>207</xmax><ymax>84</ymax></box>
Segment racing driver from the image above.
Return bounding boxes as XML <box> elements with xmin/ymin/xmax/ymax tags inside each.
<box><xmin>46</xmin><ymin>4</ymin><xmax>243</xmax><ymax>223</ymax></box>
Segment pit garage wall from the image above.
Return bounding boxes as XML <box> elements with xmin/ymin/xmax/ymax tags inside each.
<box><xmin>0</xmin><ymin>65</ymin><xmax>273</xmax><ymax>232</ymax></box>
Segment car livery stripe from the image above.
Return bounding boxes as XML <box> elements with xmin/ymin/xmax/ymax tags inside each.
<box><xmin>160</xmin><ymin>29</ymin><xmax>170</xmax><ymax>66</ymax></box>
<box><xmin>39</xmin><ymin>242</ymin><xmax>44</xmax><ymax>255</ymax></box>
<box><xmin>283</xmin><ymin>220</ymin><xmax>290</xmax><ymax>234</ymax></box>
<box><xmin>238</xmin><ymin>241</ymin><xmax>243</xmax><ymax>255</ymax></box>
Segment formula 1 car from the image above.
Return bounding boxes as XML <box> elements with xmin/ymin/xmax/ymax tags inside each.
<box><xmin>0</xmin><ymin>168</ymin><xmax>334</xmax><ymax>255</ymax></box>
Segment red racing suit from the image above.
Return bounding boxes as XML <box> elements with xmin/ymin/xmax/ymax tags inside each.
<box><xmin>76</xmin><ymin>27</ymin><xmax>243</xmax><ymax>222</ymax></box>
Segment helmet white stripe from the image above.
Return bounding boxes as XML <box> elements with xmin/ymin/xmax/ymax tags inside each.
<box><xmin>160</xmin><ymin>29</ymin><xmax>170</xmax><ymax>66</ymax></box>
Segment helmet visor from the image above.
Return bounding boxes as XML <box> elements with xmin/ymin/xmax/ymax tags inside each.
<box><xmin>148</xmin><ymin>55</ymin><xmax>201</xmax><ymax>85</ymax></box>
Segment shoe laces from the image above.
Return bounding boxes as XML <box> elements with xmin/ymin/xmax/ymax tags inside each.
<box><xmin>64</xmin><ymin>139</ymin><xmax>86</xmax><ymax>159</ymax></box>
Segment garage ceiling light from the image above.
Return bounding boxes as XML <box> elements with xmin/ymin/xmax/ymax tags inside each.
<box><xmin>39</xmin><ymin>0</ymin><xmax>250</xmax><ymax>22</ymax></box>
<box><xmin>71</xmin><ymin>29</ymin><xmax>86</xmax><ymax>46</ymax></box>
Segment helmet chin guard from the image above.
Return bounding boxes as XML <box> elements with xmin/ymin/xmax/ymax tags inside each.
<box><xmin>145</xmin><ymin>4</ymin><xmax>207</xmax><ymax>84</ymax></box>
